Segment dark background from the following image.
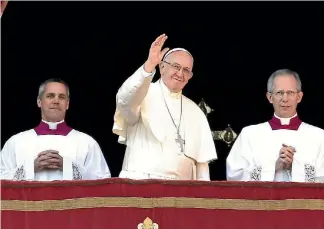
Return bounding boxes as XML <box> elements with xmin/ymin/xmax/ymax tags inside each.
<box><xmin>1</xmin><ymin>1</ymin><xmax>324</xmax><ymax>180</ymax></box>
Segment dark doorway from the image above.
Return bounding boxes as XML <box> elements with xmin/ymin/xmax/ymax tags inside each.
<box><xmin>2</xmin><ymin>1</ymin><xmax>324</xmax><ymax>180</ymax></box>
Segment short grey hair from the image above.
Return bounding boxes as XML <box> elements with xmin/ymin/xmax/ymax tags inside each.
<box><xmin>267</xmin><ymin>69</ymin><xmax>302</xmax><ymax>92</ymax></box>
<box><xmin>38</xmin><ymin>78</ymin><xmax>70</xmax><ymax>100</ymax></box>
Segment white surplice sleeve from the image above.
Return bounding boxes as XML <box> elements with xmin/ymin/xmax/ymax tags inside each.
<box><xmin>315</xmin><ymin>141</ymin><xmax>324</xmax><ymax>183</ymax></box>
<box><xmin>226</xmin><ymin>128</ymin><xmax>257</xmax><ymax>181</ymax></box>
<box><xmin>0</xmin><ymin>136</ymin><xmax>28</xmax><ymax>180</ymax></box>
<box><xmin>65</xmin><ymin>139</ymin><xmax>111</xmax><ymax>180</ymax></box>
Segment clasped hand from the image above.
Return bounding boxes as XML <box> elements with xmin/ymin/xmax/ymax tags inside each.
<box><xmin>34</xmin><ymin>150</ymin><xmax>63</xmax><ymax>172</ymax></box>
<box><xmin>275</xmin><ymin>144</ymin><xmax>295</xmax><ymax>171</ymax></box>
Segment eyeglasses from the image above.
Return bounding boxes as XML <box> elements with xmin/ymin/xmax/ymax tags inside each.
<box><xmin>162</xmin><ymin>61</ymin><xmax>193</xmax><ymax>78</ymax></box>
<box><xmin>271</xmin><ymin>90</ymin><xmax>299</xmax><ymax>98</ymax></box>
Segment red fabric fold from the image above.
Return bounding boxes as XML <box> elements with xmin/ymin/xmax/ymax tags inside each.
<box><xmin>2</xmin><ymin>178</ymin><xmax>323</xmax><ymax>229</ymax></box>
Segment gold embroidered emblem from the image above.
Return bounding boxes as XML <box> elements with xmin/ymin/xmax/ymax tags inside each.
<box><xmin>137</xmin><ymin>217</ymin><xmax>159</xmax><ymax>229</ymax></box>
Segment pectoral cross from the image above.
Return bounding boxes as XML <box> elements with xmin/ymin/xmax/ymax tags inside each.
<box><xmin>175</xmin><ymin>133</ymin><xmax>185</xmax><ymax>152</ymax></box>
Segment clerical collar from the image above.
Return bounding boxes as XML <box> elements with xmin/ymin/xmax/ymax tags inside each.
<box><xmin>274</xmin><ymin>113</ymin><xmax>297</xmax><ymax>125</ymax></box>
<box><xmin>34</xmin><ymin>120</ymin><xmax>73</xmax><ymax>136</ymax></box>
<box><xmin>160</xmin><ymin>79</ymin><xmax>182</xmax><ymax>99</ymax></box>
<box><xmin>268</xmin><ymin>113</ymin><xmax>302</xmax><ymax>130</ymax></box>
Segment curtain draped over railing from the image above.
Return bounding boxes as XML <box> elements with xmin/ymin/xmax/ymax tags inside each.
<box><xmin>1</xmin><ymin>178</ymin><xmax>324</xmax><ymax>229</ymax></box>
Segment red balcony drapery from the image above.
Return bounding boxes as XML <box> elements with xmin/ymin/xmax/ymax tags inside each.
<box><xmin>1</xmin><ymin>178</ymin><xmax>324</xmax><ymax>229</ymax></box>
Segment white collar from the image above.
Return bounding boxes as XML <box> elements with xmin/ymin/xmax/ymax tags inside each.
<box><xmin>274</xmin><ymin>113</ymin><xmax>297</xmax><ymax>125</ymax></box>
<box><xmin>160</xmin><ymin>79</ymin><xmax>182</xmax><ymax>99</ymax></box>
<box><xmin>42</xmin><ymin>119</ymin><xmax>65</xmax><ymax>130</ymax></box>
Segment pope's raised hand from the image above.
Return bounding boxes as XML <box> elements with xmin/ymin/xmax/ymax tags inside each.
<box><xmin>144</xmin><ymin>34</ymin><xmax>170</xmax><ymax>73</ymax></box>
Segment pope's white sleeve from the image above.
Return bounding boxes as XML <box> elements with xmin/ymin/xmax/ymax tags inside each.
<box><xmin>196</xmin><ymin>113</ymin><xmax>218</xmax><ymax>163</ymax></box>
<box><xmin>196</xmin><ymin>162</ymin><xmax>210</xmax><ymax>181</ymax></box>
<box><xmin>116</xmin><ymin>64</ymin><xmax>156</xmax><ymax>125</ymax></box>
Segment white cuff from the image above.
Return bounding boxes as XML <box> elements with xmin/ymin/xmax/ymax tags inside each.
<box><xmin>141</xmin><ymin>65</ymin><xmax>156</xmax><ymax>78</ymax></box>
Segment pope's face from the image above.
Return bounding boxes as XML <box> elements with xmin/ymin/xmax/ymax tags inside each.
<box><xmin>159</xmin><ymin>51</ymin><xmax>193</xmax><ymax>93</ymax></box>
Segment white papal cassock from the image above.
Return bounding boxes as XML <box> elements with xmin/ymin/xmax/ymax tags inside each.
<box><xmin>226</xmin><ymin>114</ymin><xmax>324</xmax><ymax>182</ymax></box>
<box><xmin>0</xmin><ymin>120</ymin><xmax>111</xmax><ymax>181</ymax></box>
<box><xmin>112</xmin><ymin>65</ymin><xmax>217</xmax><ymax>180</ymax></box>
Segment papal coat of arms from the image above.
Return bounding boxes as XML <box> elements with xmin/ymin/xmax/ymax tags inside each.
<box><xmin>137</xmin><ymin>217</ymin><xmax>159</xmax><ymax>229</ymax></box>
